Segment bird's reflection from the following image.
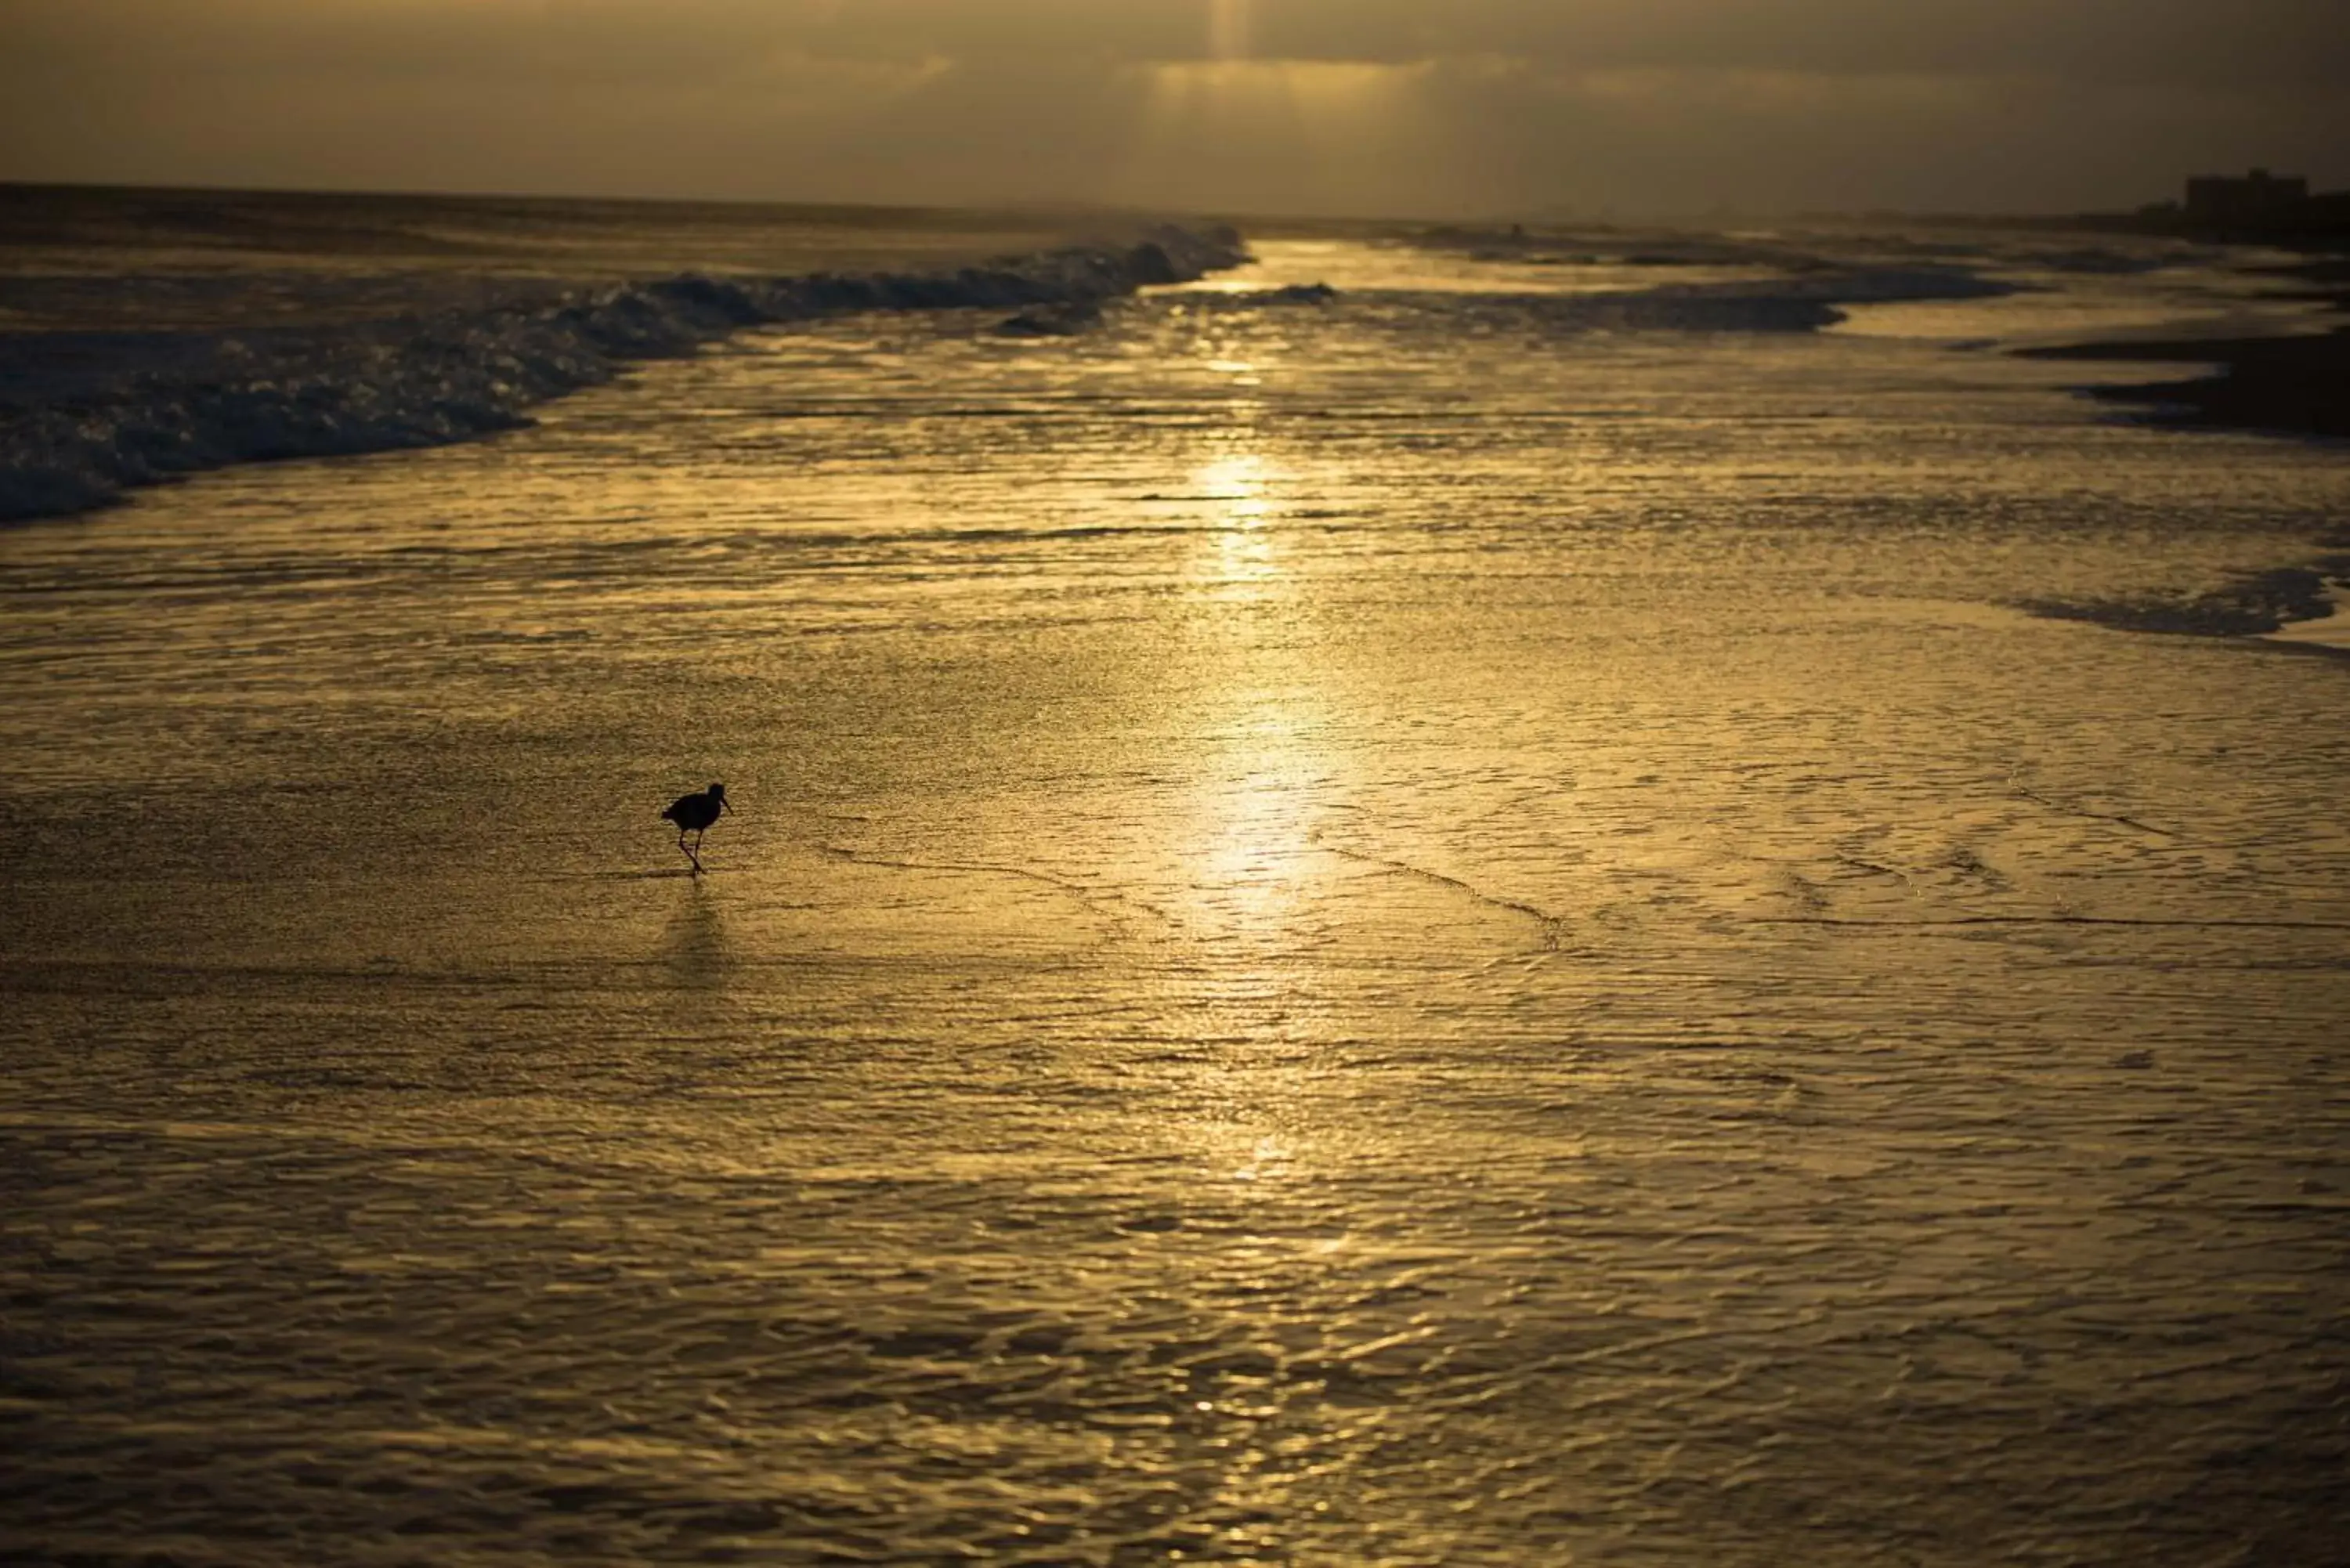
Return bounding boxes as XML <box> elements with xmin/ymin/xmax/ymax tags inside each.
<box><xmin>661</xmin><ymin>880</ymin><xmax>735</xmax><ymax>991</ymax></box>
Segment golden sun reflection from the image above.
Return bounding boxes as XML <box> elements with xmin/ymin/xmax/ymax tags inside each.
<box><xmin>1227</xmin><ymin>1134</ymin><xmax>1292</xmax><ymax>1183</ymax></box>
<box><xmin>1190</xmin><ymin>453</ymin><xmax>1282</xmax><ymax>594</ymax></box>
<box><xmin>1194</xmin><ymin>453</ymin><xmax>1273</xmax><ymax>523</ymax></box>
<box><xmin>1198</xmin><ymin>708</ymin><xmax>1321</xmax><ymax>929</ymax></box>
<box><xmin>1162</xmin><ymin>440</ymin><xmax>1334</xmax><ymax>945</ymax></box>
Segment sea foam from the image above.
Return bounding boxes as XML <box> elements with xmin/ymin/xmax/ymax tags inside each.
<box><xmin>0</xmin><ymin>226</ymin><xmax>1248</xmax><ymax>523</ymax></box>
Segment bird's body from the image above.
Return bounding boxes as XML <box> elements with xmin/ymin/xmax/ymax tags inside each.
<box><xmin>662</xmin><ymin>782</ymin><xmax>730</xmax><ymax>873</ymax></box>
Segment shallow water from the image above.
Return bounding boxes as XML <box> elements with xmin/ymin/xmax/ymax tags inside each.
<box><xmin>4</xmin><ymin>231</ymin><xmax>2348</xmax><ymax>1566</ymax></box>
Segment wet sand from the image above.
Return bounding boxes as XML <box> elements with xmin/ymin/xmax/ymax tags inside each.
<box><xmin>5</xmin><ymin>231</ymin><xmax>2348</xmax><ymax>1566</ymax></box>
<box><xmin>2021</xmin><ymin>255</ymin><xmax>2350</xmax><ymax>438</ymax></box>
<box><xmin>2017</xmin><ymin>248</ymin><xmax>2350</xmax><ymax>649</ymax></box>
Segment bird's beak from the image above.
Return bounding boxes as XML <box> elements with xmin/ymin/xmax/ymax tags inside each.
<box><xmin>720</xmin><ymin>795</ymin><xmax>733</xmax><ymax>814</ymax></box>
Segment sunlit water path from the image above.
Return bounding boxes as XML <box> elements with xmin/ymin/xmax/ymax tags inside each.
<box><xmin>5</xmin><ymin>236</ymin><xmax>2348</xmax><ymax>1565</ymax></box>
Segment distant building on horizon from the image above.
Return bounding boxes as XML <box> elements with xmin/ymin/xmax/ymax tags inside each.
<box><xmin>2183</xmin><ymin>168</ymin><xmax>2309</xmax><ymax>222</ymax></box>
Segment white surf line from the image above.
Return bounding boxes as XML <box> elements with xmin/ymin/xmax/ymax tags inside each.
<box><xmin>809</xmin><ymin>842</ymin><xmax>1179</xmax><ymax>937</ymax></box>
<box><xmin>1316</xmin><ymin>841</ymin><xmax>1567</xmax><ymax>952</ymax></box>
<box><xmin>1443</xmin><ymin>782</ymin><xmax>1579</xmax><ymax>835</ymax></box>
<box><xmin>1831</xmin><ymin>854</ymin><xmax>1924</xmax><ymax>891</ymax></box>
<box><xmin>2005</xmin><ymin>763</ymin><xmax>2181</xmax><ymax>838</ymax></box>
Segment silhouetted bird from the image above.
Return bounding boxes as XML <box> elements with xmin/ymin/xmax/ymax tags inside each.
<box><xmin>662</xmin><ymin>782</ymin><xmax>730</xmax><ymax>875</ymax></box>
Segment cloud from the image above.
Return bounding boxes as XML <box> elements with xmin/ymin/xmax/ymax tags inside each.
<box><xmin>17</xmin><ymin>0</ymin><xmax>2346</xmax><ymax>84</ymax></box>
<box><xmin>2</xmin><ymin>0</ymin><xmax>2345</xmax><ymax>214</ymax></box>
<box><xmin>1246</xmin><ymin>1</ymin><xmax>2350</xmax><ymax>92</ymax></box>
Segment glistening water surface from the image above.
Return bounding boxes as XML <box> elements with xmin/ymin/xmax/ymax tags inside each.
<box><xmin>4</xmin><ymin>233</ymin><xmax>2348</xmax><ymax>1566</ymax></box>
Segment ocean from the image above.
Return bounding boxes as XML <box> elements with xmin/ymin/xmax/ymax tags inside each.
<box><xmin>3</xmin><ymin>188</ymin><xmax>2348</xmax><ymax>1566</ymax></box>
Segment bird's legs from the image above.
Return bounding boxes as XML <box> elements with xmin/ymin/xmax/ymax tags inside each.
<box><xmin>678</xmin><ymin>826</ymin><xmax>703</xmax><ymax>876</ymax></box>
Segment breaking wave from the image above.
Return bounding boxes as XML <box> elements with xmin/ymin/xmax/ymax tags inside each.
<box><xmin>0</xmin><ymin>226</ymin><xmax>1248</xmax><ymax>523</ymax></box>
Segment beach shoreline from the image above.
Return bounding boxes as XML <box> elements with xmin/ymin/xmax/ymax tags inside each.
<box><xmin>2004</xmin><ymin>246</ymin><xmax>2350</xmax><ymax>651</ymax></box>
<box><xmin>6</xmin><ymin>217</ymin><xmax>2349</xmax><ymax>1568</ymax></box>
<box><xmin>2018</xmin><ymin>252</ymin><xmax>2350</xmax><ymax>439</ymax></box>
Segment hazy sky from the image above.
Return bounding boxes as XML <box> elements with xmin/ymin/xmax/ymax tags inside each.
<box><xmin>4</xmin><ymin>0</ymin><xmax>2346</xmax><ymax>217</ymax></box>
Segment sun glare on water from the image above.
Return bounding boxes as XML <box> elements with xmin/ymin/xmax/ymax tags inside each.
<box><xmin>1189</xmin><ymin>452</ymin><xmax>1282</xmax><ymax>595</ymax></box>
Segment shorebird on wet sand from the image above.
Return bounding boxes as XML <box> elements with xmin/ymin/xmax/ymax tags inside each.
<box><xmin>662</xmin><ymin>782</ymin><xmax>730</xmax><ymax>875</ymax></box>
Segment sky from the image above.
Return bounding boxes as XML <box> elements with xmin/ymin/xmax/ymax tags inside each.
<box><xmin>2</xmin><ymin>0</ymin><xmax>2347</xmax><ymax>219</ymax></box>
